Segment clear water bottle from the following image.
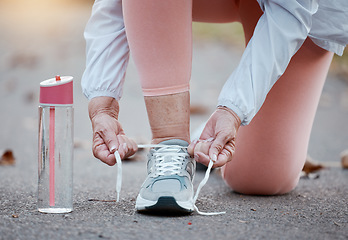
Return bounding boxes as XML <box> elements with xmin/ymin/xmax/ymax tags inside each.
<box><xmin>38</xmin><ymin>76</ymin><xmax>74</xmax><ymax>213</ymax></box>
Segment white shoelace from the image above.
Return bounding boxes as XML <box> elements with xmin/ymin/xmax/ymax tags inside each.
<box><xmin>146</xmin><ymin>145</ymin><xmax>188</xmax><ymax>177</ymax></box>
<box><xmin>114</xmin><ymin>151</ymin><xmax>122</xmax><ymax>202</ymax></box>
<box><xmin>114</xmin><ymin>144</ymin><xmax>225</xmax><ymax>215</ymax></box>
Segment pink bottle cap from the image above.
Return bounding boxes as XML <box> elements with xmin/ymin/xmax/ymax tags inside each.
<box><xmin>40</xmin><ymin>76</ymin><xmax>73</xmax><ymax>106</ymax></box>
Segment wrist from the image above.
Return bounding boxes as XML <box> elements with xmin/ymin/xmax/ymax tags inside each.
<box><xmin>217</xmin><ymin>105</ymin><xmax>241</xmax><ymax>127</ymax></box>
<box><xmin>88</xmin><ymin>96</ymin><xmax>119</xmax><ymax>121</ymax></box>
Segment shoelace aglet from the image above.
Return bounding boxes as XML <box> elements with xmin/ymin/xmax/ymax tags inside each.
<box><xmin>114</xmin><ymin>151</ymin><xmax>122</xmax><ymax>203</ymax></box>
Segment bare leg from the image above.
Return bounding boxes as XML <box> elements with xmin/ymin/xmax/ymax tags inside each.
<box><xmin>222</xmin><ymin>0</ymin><xmax>334</xmax><ymax>195</ymax></box>
<box><xmin>193</xmin><ymin>0</ymin><xmax>240</xmax><ymax>23</ymax></box>
<box><xmin>122</xmin><ymin>0</ymin><xmax>242</xmax><ymax>144</ymax></box>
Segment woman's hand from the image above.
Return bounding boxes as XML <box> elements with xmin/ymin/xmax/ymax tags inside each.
<box><xmin>88</xmin><ymin>97</ymin><xmax>137</xmax><ymax>165</ymax></box>
<box><xmin>188</xmin><ymin>106</ymin><xmax>241</xmax><ymax>168</ymax></box>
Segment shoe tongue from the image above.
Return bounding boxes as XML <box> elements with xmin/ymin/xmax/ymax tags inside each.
<box><xmin>159</xmin><ymin>139</ymin><xmax>189</xmax><ymax>147</ymax></box>
<box><xmin>155</xmin><ymin>139</ymin><xmax>189</xmax><ymax>154</ymax></box>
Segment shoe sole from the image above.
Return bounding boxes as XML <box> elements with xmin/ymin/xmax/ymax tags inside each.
<box><xmin>136</xmin><ymin>196</ymin><xmax>194</xmax><ymax>214</ymax></box>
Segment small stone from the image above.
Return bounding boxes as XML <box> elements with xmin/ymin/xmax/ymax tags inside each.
<box><xmin>340</xmin><ymin>149</ymin><xmax>348</xmax><ymax>169</ymax></box>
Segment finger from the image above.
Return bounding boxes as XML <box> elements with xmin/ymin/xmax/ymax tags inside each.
<box><xmin>194</xmin><ymin>152</ymin><xmax>211</xmax><ymax>167</ymax></box>
<box><xmin>126</xmin><ymin>138</ymin><xmax>138</xmax><ymax>158</ymax></box>
<box><xmin>193</xmin><ymin>140</ymin><xmax>211</xmax><ymax>156</ymax></box>
<box><xmin>214</xmin><ymin>149</ymin><xmax>231</xmax><ymax>168</ymax></box>
<box><xmin>92</xmin><ymin>134</ymin><xmax>116</xmax><ymax>166</ymax></box>
<box><xmin>130</xmin><ymin>138</ymin><xmax>138</xmax><ymax>154</ymax></box>
<box><xmin>100</xmin><ymin>150</ymin><xmax>117</xmax><ymax>166</ymax></box>
<box><xmin>115</xmin><ymin>136</ymin><xmax>127</xmax><ymax>159</ymax></box>
<box><xmin>188</xmin><ymin>139</ymin><xmax>198</xmax><ymax>156</ymax></box>
<box><xmin>115</xmin><ymin>136</ymin><xmax>138</xmax><ymax>160</ymax></box>
<box><xmin>96</xmin><ymin>125</ymin><xmax>120</xmax><ymax>154</ymax></box>
<box><xmin>214</xmin><ymin>140</ymin><xmax>236</xmax><ymax>167</ymax></box>
<box><xmin>121</xmin><ymin>136</ymin><xmax>139</xmax><ymax>159</ymax></box>
<box><xmin>208</xmin><ymin>133</ymin><xmax>231</xmax><ymax>163</ymax></box>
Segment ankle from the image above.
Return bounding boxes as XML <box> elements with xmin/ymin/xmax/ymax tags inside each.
<box><xmin>150</xmin><ymin>122</ymin><xmax>190</xmax><ymax>144</ymax></box>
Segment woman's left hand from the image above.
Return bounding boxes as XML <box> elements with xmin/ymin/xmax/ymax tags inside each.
<box><xmin>188</xmin><ymin>106</ymin><xmax>241</xmax><ymax>168</ymax></box>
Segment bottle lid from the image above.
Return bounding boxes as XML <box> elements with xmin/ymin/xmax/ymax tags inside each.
<box><xmin>40</xmin><ymin>76</ymin><xmax>73</xmax><ymax>106</ymax></box>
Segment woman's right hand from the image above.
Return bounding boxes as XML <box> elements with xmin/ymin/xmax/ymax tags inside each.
<box><xmin>88</xmin><ymin>97</ymin><xmax>138</xmax><ymax>166</ymax></box>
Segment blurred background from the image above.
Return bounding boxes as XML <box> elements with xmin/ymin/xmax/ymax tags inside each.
<box><xmin>0</xmin><ymin>0</ymin><xmax>347</xmax><ymax>173</ymax></box>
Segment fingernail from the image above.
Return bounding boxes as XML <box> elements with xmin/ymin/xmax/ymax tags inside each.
<box><xmin>122</xmin><ymin>143</ymin><xmax>127</xmax><ymax>151</ymax></box>
<box><xmin>110</xmin><ymin>146</ymin><xmax>117</xmax><ymax>153</ymax></box>
<box><xmin>211</xmin><ymin>154</ymin><xmax>217</xmax><ymax>162</ymax></box>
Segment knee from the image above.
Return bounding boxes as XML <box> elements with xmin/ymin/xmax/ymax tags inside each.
<box><xmin>222</xmin><ymin>164</ymin><xmax>301</xmax><ymax>195</ymax></box>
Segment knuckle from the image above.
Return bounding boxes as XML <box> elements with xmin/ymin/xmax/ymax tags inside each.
<box><xmin>222</xmin><ymin>132</ymin><xmax>233</xmax><ymax>142</ymax></box>
<box><xmin>105</xmin><ymin>138</ymin><xmax>114</xmax><ymax>147</ymax></box>
<box><xmin>97</xmin><ymin>127</ymin><xmax>108</xmax><ymax>137</ymax></box>
<box><xmin>220</xmin><ymin>150</ymin><xmax>232</xmax><ymax>163</ymax></box>
<box><xmin>223</xmin><ymin>144</ymin><xmax>235</xmax><ymax>161</ymax></box>
<box><xmin>92</xmin><ymin>148</ymin><xmax>101</xmax><ymax>160</ymax></box>
<box><xmin>214</xmin><ymin>143</ymin><xmax>224</xmax><ymax>153</ymax></box>
<box><xmin>92</xmin><ymin>150</ymin><xmax>98</xmax><ymax>159</ymax></box>
<box><xmin>221</xmin><ymin>149</ymin><xmax>231</xmax><ymax>158</ymax></box>
<box><xmin>93</xmin><ymin>126</ymin><xmax>107</xmax><ymax>140</ymax></box>
<box><xmin>92</xmin><ymin>142</ymin><xmax>102</xmax><ymax>154</ymax></box>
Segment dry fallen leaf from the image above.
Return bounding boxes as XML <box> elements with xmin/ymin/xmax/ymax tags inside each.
<box><xmin>340</xmin><ymin>149</ymin><xmax>348</xmax><ymax>169</ymax></box>
<box><xmin>302</xmin><ymin>155</ymin><xmax>324</xmax><ymax>175</ymax></box>
<box><xmin>0</xmin><ymin>150</ymin><xmax>15</xmax><ymax>166</ymax></box>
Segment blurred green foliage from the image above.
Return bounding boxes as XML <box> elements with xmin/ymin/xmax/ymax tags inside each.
<box><xmin>192</xmin><ymin>22</ymin><xmax>245</xmax><ymax>47</ymax></box>
<box><xmin>332</xmin><ymin>49</ymin><xmax>348</xmax><ymax>79</ymax></box>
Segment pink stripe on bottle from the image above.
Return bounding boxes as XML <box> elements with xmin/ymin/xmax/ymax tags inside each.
<box><xmin>49</xmin><ymin>107</ymin><xmax>55</xmax><ymax>206</ymax></box>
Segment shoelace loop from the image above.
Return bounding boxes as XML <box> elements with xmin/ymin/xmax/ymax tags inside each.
<box><xmin>114</xmin><ymin>144</ymin><xmax>226</xmax><ymax>215</ymax></box>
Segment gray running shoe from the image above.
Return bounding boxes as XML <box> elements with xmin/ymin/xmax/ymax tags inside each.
<box><xmin>135</xmin><ymin>139</ymin><xmax>196</xmax><ymax>214</ymax></box>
